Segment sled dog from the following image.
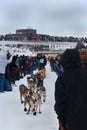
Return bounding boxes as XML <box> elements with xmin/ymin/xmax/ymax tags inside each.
<box><xmin>19</xmin><ymin>84</ymin><xmax>31</xmax><ymax>103</ymax></box>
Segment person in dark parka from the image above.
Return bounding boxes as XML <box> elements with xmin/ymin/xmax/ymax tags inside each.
<box><xmin>9</xmin><ymin>55</ymin><xmax>18</xmax><ymax>85</ymax></box>
<box><xmin>54</xmin><ymin>48</ymin><xmax>87</xmax><ymax>130</ymax></box>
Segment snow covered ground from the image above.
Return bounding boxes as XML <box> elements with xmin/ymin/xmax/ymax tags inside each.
<box><xmin>0</xmin><ymin>62</ymin><xmax>58</xmax><ymax>130</ymax></box>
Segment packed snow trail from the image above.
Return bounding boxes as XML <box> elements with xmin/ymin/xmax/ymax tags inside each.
<box><xmin>0</xmin><ymin>62</ymin><xmax>58</xmax><ymax>130</ymax></box>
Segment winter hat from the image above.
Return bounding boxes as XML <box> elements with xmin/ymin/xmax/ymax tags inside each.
<box><xmin>59</xmin><ymin>49</ymin><xmax>81</xmax><ymax>70</ymax></box>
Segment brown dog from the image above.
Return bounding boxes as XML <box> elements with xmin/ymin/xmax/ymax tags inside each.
<box><xmin>19</xmin><ymin>84</ymin><xmax>31</xmax><ymax>104</ymax></box>
<box><xmin>27</xmin><ymin>92</ymin><xmax>42</xmax><ymax>115</ymax></box>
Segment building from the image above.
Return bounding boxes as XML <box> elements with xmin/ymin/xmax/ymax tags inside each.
<box><xmin>16</xmin><ymin>28</ymin><xmax>37</xmax><ymax>35</ymax></box>
<box><xmin>4</xmin><ymin>28</ymin><xmax>37</xmax><ymax>41</ymax></box>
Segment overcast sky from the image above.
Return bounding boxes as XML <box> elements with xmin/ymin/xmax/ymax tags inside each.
<box><xmin>0</xmin><ymin>0</ymin><xmax>87</xmax><ymax>37</ymax></box>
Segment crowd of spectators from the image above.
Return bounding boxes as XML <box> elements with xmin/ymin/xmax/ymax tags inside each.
<box><xmin>0</xmin><ymin>50</ymin><xmax>47</xmax><ymax>93</ymax></box>
<box><xmin>6</xmin><ymin>53</ymin><xmax>47</xmax><ymax>86</ymax></box>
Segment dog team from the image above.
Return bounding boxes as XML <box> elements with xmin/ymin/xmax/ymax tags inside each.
<box><xmin>19</xmin><ymin>70</ymin><xmax>46</xmax><ymax>116</ymax></box>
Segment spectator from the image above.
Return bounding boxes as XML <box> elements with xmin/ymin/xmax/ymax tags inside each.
<box><xmin>0</xmin><ymin>52</ymin><xmax>12</xmax><ymax>92</ymax></box>
<box><xmin>4</xmin><ymin>62</ymin><xmax>13</xmax><ymax>91</ymax></box>
<box><xmin>27</xmin><ymin>57</ymin><xmax>33</xmax><ymax>74</ymax></box>
<box><xmin>9</xmin><ymin>55</ymin><xmax>18</xmax><ymax>85</ymax></box>
<box><xmin>50</xmin><ymin>57</ymin><xmax>55</xmax><ymax>71</ymax></box>
<box><xmin>57</xmin><ymin>64</ymin><xmax>62</xmax><ymax>77</ymax></box>
<box><xmin>54</xmin><ymin>49</ymin><xmax>87</xmax><ymax>130</ymax></box>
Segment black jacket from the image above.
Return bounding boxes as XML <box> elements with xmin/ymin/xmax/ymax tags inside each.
<box><xmin>54</xmin><ymin>49</ymin><xmax>87</xmax><ymax>130</ymax></box>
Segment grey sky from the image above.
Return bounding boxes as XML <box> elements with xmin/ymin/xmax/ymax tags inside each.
<box><xmin>0</xmin><ymin>0</ymin><xmax>87</xmax><ymax>37</ymax></box>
